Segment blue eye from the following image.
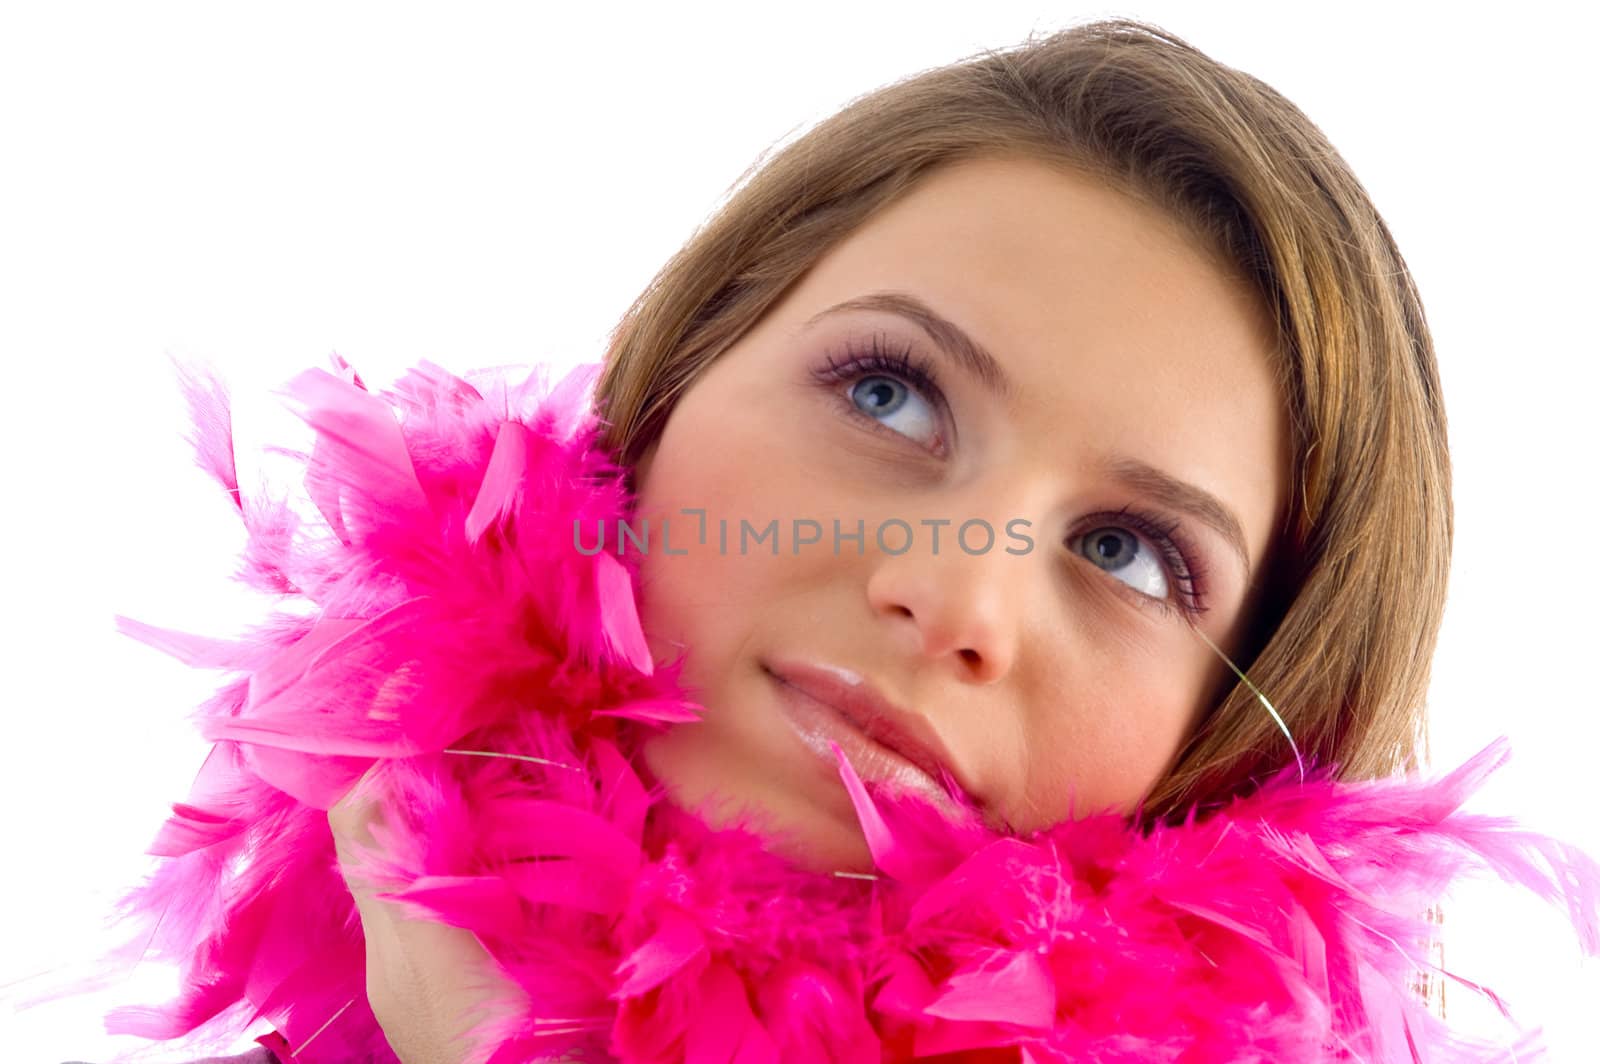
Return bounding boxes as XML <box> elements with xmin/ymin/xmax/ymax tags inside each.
<box><xmin>1076</xmin><ymin>526</ymin><xmax>1169</xmax><ymax>600</ymax></box>
<box><xmin>848</xmin><ymin>374</ymin><xmax>940</xmax><ymax>446</ymax></box>
<box><xmin>1069</xmin><ymin>506</ymin><xmax>1208</xmax><ymax>618</ymax></box>
<box><xmin>809</xmin><ymin>333</ymin><xmax>950</xmax><ymax>454</ymax></box>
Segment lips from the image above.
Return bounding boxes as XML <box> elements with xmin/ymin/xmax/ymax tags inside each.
<box><xmin>763</xmin><ymin>659</ymin><xmax>972</xmax><ymax>811</ymax></box>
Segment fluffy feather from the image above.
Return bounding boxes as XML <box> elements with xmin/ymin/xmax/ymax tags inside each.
<box><xmin>103</xmin><ymin>358</ymin><xmax>1600</xmax><ymax>1063</ymax></box>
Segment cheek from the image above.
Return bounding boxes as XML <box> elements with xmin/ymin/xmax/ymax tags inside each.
<box><xmin>629</xmin><ymin>411</ymin><xmax>821</xmax><ymax>688</ymax></box>
<box><xmin>1009</xmin><ymin>649</ymin><xmax>1213</xmax><ymax>829</ymax></box>
<box><xmin>632</xmin><ymin>481</ymin><xmax>750</xmax><ymax>690</ymax></box>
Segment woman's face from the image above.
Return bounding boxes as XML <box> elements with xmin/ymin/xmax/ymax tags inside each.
<box><xmin>628</xmin><ymin>156</ymin><xmax>1289</xmax><ymax>873</ymax></box>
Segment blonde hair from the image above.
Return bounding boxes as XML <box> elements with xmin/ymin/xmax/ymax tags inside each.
<box><xmin>595</xmin><ymin>18</ymin><xmax>1449</xmax><ymax>833</ymax></box>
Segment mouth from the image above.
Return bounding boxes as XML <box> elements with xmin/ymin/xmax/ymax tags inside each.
<box><xmin>762</xmin><ymin>660</ymin><xmax>967</xmax><ymax>814</ymax></box>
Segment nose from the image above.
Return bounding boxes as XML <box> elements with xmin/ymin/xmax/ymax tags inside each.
<box><xmin>864</xmin><ymin>514</ymin><xmax>1028</xmax><ymax>685</ymax></box>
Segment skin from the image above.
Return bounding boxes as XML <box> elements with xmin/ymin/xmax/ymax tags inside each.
<box><xmin>331</xmin><ymin>779</ymin><xmax>525</xmax><ymax>1064</ymax></box>
<box><xmin>628</xmin><ymin>155</ymin><xmax>1290</xmax><ymax>874</ymax></box>
<box><xmin>330</xmin><ymin>155</ymin><xmax>1292</xmax><ymax>1056</ymax></box>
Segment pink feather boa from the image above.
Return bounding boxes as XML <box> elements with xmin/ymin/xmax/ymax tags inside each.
<box><xmin>103</xmin><ymin>357</ymin><xmax>1600</xmax><ymax>1063</ymax></box>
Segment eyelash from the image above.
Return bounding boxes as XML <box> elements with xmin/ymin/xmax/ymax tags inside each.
<box><xmin>809</xmin><ymin>332</ymin><xmax>1212</xmax><ymax>620</ymax></box>
<box><xmin>1082</xmin><ymin>505</ymin><xmax>1210</xmax><ymax>619</ymax></box>
<box><xmin>810</xmin><ymin>332</ymin><xmax>949</xmax><ymax>443</ymax></box>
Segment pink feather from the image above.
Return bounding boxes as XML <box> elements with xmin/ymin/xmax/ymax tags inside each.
<box><xmin>94</xmin><ymin>356</ymin><xmax>1600</xmax><ymax>1063</ymax></box>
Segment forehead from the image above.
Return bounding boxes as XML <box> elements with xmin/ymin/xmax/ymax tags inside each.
<box><xmin>788</xmin><ymin>155</ymin><xmax>1279</xmax><ymax>422</ymax></box>
<box><xmin>810</xmin><ymin>155</ymin><xmax>1269</xmax><ymax>363</ymax></box>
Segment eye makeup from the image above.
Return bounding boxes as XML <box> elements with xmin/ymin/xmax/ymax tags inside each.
<box><xmin>1068</xmin><ymin>505</ymin><xmax>1210</xmax><ymax>619</ymax></box>
<box><xmin>805</xmin><ymin>327</ymin><xmax>1214</xmax><ymax>619</ymax></box>
<box><xmin>808</xmin><ymin>330</ymin><xmax>953</xmax><ymax>456</ymax></box>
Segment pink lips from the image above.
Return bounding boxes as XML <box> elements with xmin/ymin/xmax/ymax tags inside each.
<box><xmin>764</xmin><ymin>660</ymin><xmax>968</xmax><ymax>812</ymax></box>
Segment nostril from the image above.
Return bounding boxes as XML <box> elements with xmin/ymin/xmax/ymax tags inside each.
<box><xmin>959</xmin><ymin>648</ymin><xmax>981</xmax><ymax>668</ymax></box>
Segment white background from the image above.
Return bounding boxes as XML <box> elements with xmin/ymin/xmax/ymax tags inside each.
<box><xmin>3</xmin><ymin>2</ymin><xmax>1597</xmax><ymax>1060</ymax></box>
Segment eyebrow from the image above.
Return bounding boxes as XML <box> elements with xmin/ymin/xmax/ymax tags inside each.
<box><xmin>805</xmin><ymin>288</ymin><xmax>1252</xmax><ymax>576</ymax></box>
<box><xmin>1096</xmin><ymin>456</ymin><xmax>1252</xmax><ymax>577</ymax></box>
<box><xmin>804</xmin><ymin>290</ymin><xmax>1016</xmax><ymax>403</ymax></box>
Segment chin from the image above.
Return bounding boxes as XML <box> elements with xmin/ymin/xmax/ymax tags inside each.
<box><xmin>635</xmin><ymin>724</ymin><xmax>877</xmax><ymax>875</ymax></box>
<box><xmin>688</xmin><ymin>780</ymin><xmax>879</xmax><ymax>876</ymax></box>
<box><xmin>760</xmin><ymin>813</ymin><xmax>876</xmax><ymax>876</ymax></box>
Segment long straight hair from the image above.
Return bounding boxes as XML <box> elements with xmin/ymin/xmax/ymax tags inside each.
<box><xmin>594</xmin><ymin>16</ymin><xmax>1450</xmax><ymax>855</ymax></box>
